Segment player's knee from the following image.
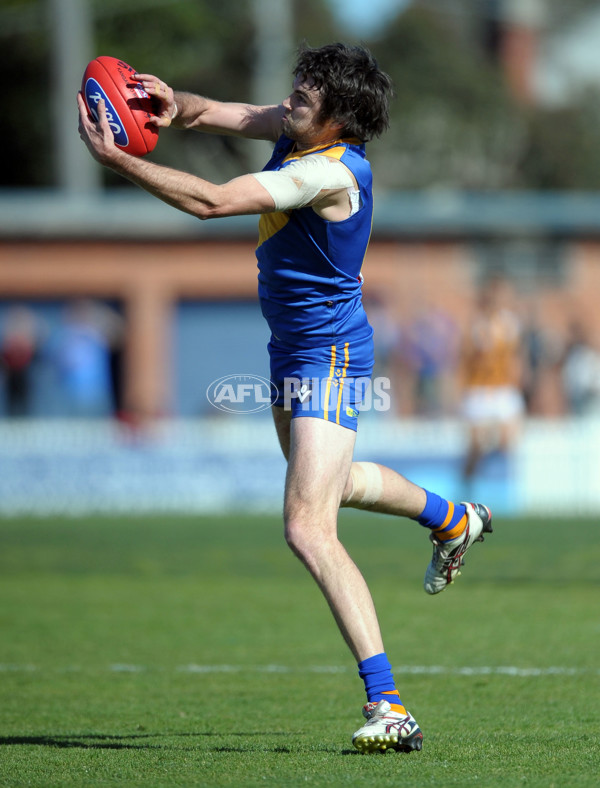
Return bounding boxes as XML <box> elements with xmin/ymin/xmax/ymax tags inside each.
<box><xmin>285</xmin><ymin>515</ymin><xmax>337</xmax><ymax>562</ymax></box>
<box><xmin>284</xmin><ymin>514</ymin><xmax>304</xmax><ymax>549</ymax></box>
<box><xmin>284</xmin><ymin>519</ymin><xmax>319</xmax><ymax>571</ymax></box>
<box><xmin>341</xmin><ymin>461</ymin><xmax>383</xmax><ymax>509</ymax></box>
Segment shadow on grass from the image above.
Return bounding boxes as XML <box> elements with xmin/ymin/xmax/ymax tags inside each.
<box><xmin>0</xmin><ymin>734</ymin><xmax>161</xmax><ymax>750</ymax></box>
<box><xmin>0</xmin><ymin>731</ymin><xmax>302</xmax><ymax>753</ymax></box>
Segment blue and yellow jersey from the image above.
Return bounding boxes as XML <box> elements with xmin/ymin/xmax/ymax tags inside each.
<box><xmin>255</xmin><ymin>135</ymin><xmax>374</xmax><ymax>349</ymax></box>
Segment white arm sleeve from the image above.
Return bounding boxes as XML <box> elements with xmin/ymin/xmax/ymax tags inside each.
<box><xmin>251</xmin><ymin>155</ymin><xmax>357</xmax><ymax>212</ymax></box>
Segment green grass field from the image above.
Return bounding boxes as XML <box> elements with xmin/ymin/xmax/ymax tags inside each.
<box><xmin>1</xmin><ymin>511</ymin><xmax>598</xmax><ymax>787</ymax></box>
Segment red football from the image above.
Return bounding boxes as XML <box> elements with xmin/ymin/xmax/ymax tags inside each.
<box><xmin>81</xmin><ymin>56</ymin><xmax>159</xmax><ymax>157</ymax></box>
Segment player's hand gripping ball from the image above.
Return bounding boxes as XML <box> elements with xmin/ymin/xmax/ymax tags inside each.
<box><xmin>81</xmin><ymin>56</ymin><xmax>159</xmax><ymax>157</ymax></box>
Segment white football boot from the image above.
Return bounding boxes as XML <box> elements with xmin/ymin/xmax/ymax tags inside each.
<box><xmin>352</xmin><ymin>700</ymin><xmax>423</xmax><ymax>753</ymax></box>
<box><xmin>424</xmin><ymin>501</ymin><xmax>493</xmax><ymax>595</ymax></box>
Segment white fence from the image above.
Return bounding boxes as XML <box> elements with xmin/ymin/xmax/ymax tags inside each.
<box><xmin>0</xmin><ymin>417</ymin><xmax>599</xmax><ymax>517</ymax></box>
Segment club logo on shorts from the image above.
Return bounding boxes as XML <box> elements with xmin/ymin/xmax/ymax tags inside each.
<box><xmin>206</xmin><ymin>374</ymin><xmax>277</xmax><ymax>414</ymax></box>
<box><xmin>284</xmin><ymin>377</ymin><xmax>391</xmax><ymax>415</ymax></box>
<box><xmin>296</xmin><ymin>383</ymin><xmax>312</xmax><ymax>403</ymax></box>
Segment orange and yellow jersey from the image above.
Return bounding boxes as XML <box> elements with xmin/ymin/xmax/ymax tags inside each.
<box><xmin>463</xmin><ymin>308</ymin><xmax>522</xmax><ymax>388</ymax></box>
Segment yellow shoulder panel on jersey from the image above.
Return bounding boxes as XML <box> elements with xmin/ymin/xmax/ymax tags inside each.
<box><xmin>257</xmin><ymin>211</ymin><xmax>290</xmax><ymax>248</ymax></box>
<box><xmin>315</xmin><ymin>145</ymin><xmax>346</xmax><ymax>161</ymax></box>
<box><xmin>282</xmin><ymin>139</ymin><xmax>353</xmax><ymax>164</ymax></box>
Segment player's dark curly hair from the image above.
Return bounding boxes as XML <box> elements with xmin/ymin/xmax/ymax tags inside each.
<box><xmin>293</xmin><ymin>42</ymin><xmax>393</xmax><ymax>141</ymax></box>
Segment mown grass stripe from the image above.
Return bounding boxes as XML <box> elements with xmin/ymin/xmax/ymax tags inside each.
<box><xmin>0</xmin><ymin>663</ymin><xmax>594</xmax><ymax>676</ymax></box>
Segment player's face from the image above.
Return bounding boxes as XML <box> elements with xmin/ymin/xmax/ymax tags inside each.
<box><xmin>281</xmin><ymin>76</ymin><xmax>342</xmax><ymax>149</ymax></box>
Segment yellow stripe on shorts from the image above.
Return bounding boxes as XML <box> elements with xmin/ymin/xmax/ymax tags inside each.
<box><xmin>324</xmin><ymin>345</ymin><xmax>336</xmax><ymax>422</ymax></box>
<box><xmin>335</xmin><ymin>343</ymin><xmax>350</xmax><ymax>424</ymax></box>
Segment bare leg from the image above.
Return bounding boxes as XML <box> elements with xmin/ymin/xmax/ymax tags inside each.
<box><xmin>272</xmin><ymin>408</ymin><xmax>385</xmax><ymax>662</ymax></box>
<box><xmin>463</xmin><ymin>423</ymin><xmax>487</xmax><ymax>481</ymax></box>
<box><xmin>341</xmin><ymin>462</ymin><xmax>427</xmax><ymax>517</ymax></box>
<box><xmin>273</xmin><ymin>407</ymin><xmax>427</xmax><ymax>520</ymax></box>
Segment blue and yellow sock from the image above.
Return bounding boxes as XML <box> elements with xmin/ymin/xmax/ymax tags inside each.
<box><xmin>416</xmin><ymin>490</ymin><xmax>468</xmax><ymax>542</ymax></box>
<box><xmin>358</xmin><ymin>652</ymin><xmax>406</xmax><ymax>714</ymax></box>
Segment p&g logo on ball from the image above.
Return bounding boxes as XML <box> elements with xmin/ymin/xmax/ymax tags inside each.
<box><xmin>84</xmin><ymin>78</ymin><xmax>129</xmax><ymax>148</ymax></box>
<box><xmin>206</xmin><ymin>374</ymin><xmax>277</xmax><ymax>414</ymax></box>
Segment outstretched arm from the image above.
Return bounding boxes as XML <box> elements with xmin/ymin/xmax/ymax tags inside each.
<box><xmin>77</xmin><ymin>93</ymin><xmax>275</xmax><ymax>219</ymax></box>
<box><xmin>134</xmin><ymin>72</ymin><xmax>284</xmax><ymax>142</ymax></box>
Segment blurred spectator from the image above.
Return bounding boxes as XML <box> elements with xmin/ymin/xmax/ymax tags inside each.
<box><xmin>52</xmin><ymin>300</ymin><xmax>124</xmax><ymax>417</ymax></box>
<box><xmin>364</xmin><ymin>290</ymin><xmax>402</xmax><ymax>380</ymax></box>
<box><xmin>518</xmin><ymin>295</ymin><xmax>566</xmax><ymax>417</ymax></box>
<box><xmin>363</xmin><ymin>289</ymin><xmax>402</xmax><ymax>415</ymax></box>
<box><xmin>560</xmin><ymin>320</ymin><xmax>600</xmax><ymax>416</ymax></box>
<box><xmin>0</xmin><ymin>305</ymin><xmax>42</xmax><ymax>417</ymax></box>
<box><xmin>460</xmin><ymin>276</ymin><xmax>525</xmax><ymax>482</ymax></box>
<box><xmin>520</xmin><ymin>303</ymin><xmax>551</xmax><ymax>414</ymax></box>
<box><xmin>91</xmin><ymin>302</ymin><xmax>126</xmax><ymax>416</ymax></box>
<box><xmin>397</xmin><ymin>300</ymin><xmax>459</xmax><ymax>417</ymax></box>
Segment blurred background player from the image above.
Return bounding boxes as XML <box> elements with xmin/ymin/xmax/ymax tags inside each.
<box><xmin>560</xmin><ymin>318</ymin><xmax>600</xmax><ymax>416</ymax></box>
<box><xmin>460</xmin><ymin>276</ymin><xmax>526</xmax><ymax>486</ymax></box>
<box><xmin>78</xmin><ymin>41</ymin><xmax>492</xmax><ymax>754</ymax></box>
<box><xmin>0</xmin><ymin>304</ymin><xmax>41</xmax><ymax>418</ymax></box>
<box><xmin>51</xmin><ymin>299</ymin><xmax>123</xmax><ymax>418</ymax></box>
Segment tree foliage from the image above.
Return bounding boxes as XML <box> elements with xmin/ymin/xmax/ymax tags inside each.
<box><xmin>4</xmin><ymin>0</ymin><xmax>600</xmax><ymax>190</ymax></box>
<box><xmin>366</xmin><ymin>2</ymin><xmax>600</xmax><ymax>190</ymax></box>
<box><xmin>367</xmin><ymin>6</ymin><xmax>524</xmax><ymax>189</ymax></box>
<box><xmin>1</xmin><ymin>0</ymin><xmax>337</xmax><ymax>188</ymax></box>
<box><xmin>2</xmin><ymin>1</ymin><xmax>52</xmax><ymax>186</ymax></box>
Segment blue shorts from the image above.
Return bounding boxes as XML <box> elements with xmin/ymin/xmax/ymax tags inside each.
<box><xmin>269</xmin><ymin>335</ymin><xmax>375</xmax><ymax>431</ymax></box>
